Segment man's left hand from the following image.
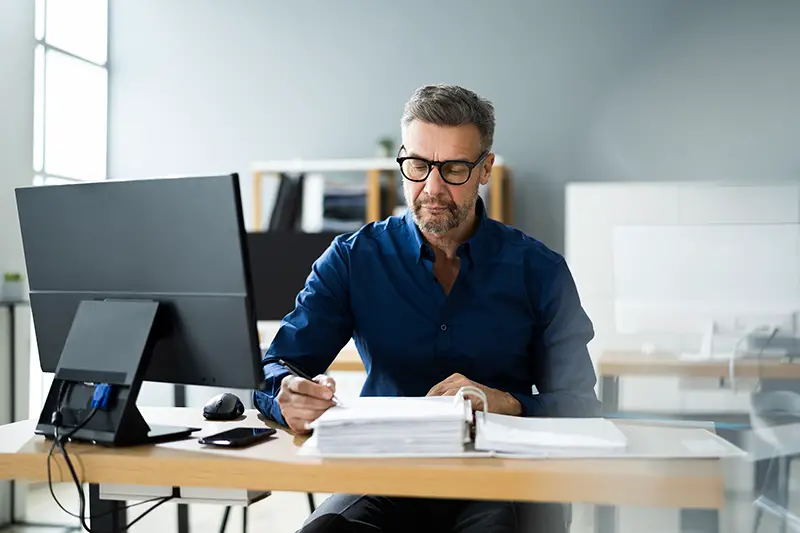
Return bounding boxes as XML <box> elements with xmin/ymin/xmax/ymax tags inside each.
<box><xmin>426</xmin><ymin>373</ymin><xmax>522</xmax><ymax>416</ymax></box>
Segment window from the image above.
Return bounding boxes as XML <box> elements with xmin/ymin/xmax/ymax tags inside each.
<box><xmin>33</xmin><ymin>0</ymin><xmax>109</xmax><ymax>184</ymax></box>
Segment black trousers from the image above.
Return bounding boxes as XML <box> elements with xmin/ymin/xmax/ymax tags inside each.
<box><xmin>298</xmin><ymin>494</ymin><xmax>570</xmax><ymax>533</ymax></box>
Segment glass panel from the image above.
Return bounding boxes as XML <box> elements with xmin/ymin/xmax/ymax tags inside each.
<box><xmin>35</xmin><ymin>0</ymin><xmax>45</xmax><ymax>41</ymax></box>
<box><xmin>44</xmin><ymin>50</ymin><xmax>107</xmax><ymax>181</ymax></box>
<box><xmin>33</xmin><ymin>45</ymin><xmax>44</xmax><ymax>172</ymax></box>
<box><xmin>45</xmin><ymin>0</ymin><xmax>108</xmax><ymax>64</ymax></box>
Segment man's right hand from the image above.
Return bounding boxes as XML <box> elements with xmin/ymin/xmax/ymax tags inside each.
<box><xmin>276</xmin><ymin>374</ymin><xmax>337</xmax><ymax>435</ymax></box>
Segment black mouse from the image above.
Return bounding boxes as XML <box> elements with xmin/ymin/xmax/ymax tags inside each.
<box><xmin>203</xmin><ymin>392</ymin><xmax>245</xmax><ymax>421</ymax></box>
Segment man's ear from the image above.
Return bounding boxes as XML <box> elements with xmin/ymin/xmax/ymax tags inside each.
<box><xmin>480</xmin><ymin>153</ymin><xmax>495</xmax><ymax>186</ymax></box>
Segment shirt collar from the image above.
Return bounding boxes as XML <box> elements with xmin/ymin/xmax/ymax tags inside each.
<box><xmin>403</xmin><ymin>196</ymin><xmax>491</xmax><ymax>268</ymax></box>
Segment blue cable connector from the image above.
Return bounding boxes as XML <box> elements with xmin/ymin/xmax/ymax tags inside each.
<box><xmin>91</xmin><ymin>383</ymin><xmax>112</xmax><ymax>409</ymax></box>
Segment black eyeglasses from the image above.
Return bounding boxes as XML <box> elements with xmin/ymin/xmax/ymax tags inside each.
<box><xmin>396</xmin><ymin>145</ymin><xmax>488</xmax><ymax>185</ymax></box>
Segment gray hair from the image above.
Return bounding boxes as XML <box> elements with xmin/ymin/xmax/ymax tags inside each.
<box><xmin>401</xmin><ymin>84</ymin><xmax>495</xmax><ymax>153</ymax></box>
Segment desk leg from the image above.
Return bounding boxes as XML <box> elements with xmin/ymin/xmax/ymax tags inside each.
<box><xmin>8</xmin><ymin>305</ymin><xmax>16</xmax><ymax>523</ymax></box>
<box><xmin>178</xmin><ymin>501</ymin><xmax>190</xmax><ymax>533</ymax></box>
<box><xmin>680</xmin><ymin>509</ymin><xmax>719</xmax><ymax>533</ymax></box>
<box><xmin>174</xmin><ymin>384</ymin><xmax>191</xmax><ymax>533</ymax></box>
<box><xmin>89</xmin><ymin>484</ymin><xmax>127</xmax><ymax>533</ymax></box>
<box><xmin>595</xmin><ymin>376</ymin><xmax>619</xmax><ymax>533</ymax></box>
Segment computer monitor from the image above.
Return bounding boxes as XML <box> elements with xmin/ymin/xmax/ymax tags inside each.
<box><xmin>15</xmin><ymin>174</ymin><xmax>263</xmax><ymax>446</ymax></box>
<box><xmin>247</xmin><ymin>231</ymin><xmax>341</xmax><ymax>320</ymax></box>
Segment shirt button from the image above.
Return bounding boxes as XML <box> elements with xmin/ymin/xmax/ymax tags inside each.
<box><xmin>440</xmin><ymin>324</ymin><xmax>447</xmax><ymax>331</ymax></box>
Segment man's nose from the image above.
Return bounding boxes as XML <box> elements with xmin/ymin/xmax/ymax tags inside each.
<box><xmin>423</xmin><ymin>166</ymin><xmax>447</xmax><ymax>195</ymax></box>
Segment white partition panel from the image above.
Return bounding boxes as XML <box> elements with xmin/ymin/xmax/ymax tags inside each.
<box><xmin>613</xmin><ymin>223</ymin><xmax>800</xmax><ymax>335</ymax></box>
<box><xmin>565</xmin><ymin>180</ymin><xmax>800</xmax><ymax>413</ymax></box>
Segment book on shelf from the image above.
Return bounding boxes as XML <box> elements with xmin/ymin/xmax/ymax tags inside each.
<box><xmin>259</xmin><ymin>172</ymin><xmax>369</xmax><ymax>233</ymax></box>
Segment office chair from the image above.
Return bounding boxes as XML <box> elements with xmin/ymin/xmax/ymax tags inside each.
<box><xmin>750</xmin><ymin>390</ymin><xmax>800</xmax><ymax>533</ymax></box>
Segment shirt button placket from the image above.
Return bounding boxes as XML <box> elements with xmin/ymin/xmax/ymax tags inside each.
<box><xmin>435</xmin><ymin>321</ymin><xmax>451</xmax><ymax>357</ymax></box>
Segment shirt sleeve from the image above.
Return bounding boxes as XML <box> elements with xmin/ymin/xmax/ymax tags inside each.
<box><xmin>252</xmin><ymin>235</ymin><xmax>355</xmax><ymax>426</ymax></box>
<box><xmin>511</xmin><ymin>259</ymin><xmax>602</xmax><ymax>418</ymax></box>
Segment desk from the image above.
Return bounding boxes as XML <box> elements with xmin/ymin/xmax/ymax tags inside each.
<box><xmin>329</xmin><ymin>348</ymin><xmax>365</xmax><ymax>372</ymax></box>
<box><xmin>0</xmin><ymin>407</ymin><xmax>724</xmax><ymax>532</ymax></box>
<box><xmin>598</xmin><ymin>350</ymin><xmax>800</xmax><ymax>383</ymax></box>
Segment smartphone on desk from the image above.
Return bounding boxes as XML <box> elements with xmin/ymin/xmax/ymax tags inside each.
<box><xmin>198</xmin><ymin>427</ymin><xmax>277</xmax><ymax>448</ymax></box>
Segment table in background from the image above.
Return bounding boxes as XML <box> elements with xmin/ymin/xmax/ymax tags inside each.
<box><xmin>329</xmin><ymin>348</ymin><xmax>365</xmax><ymax>372</ymax></box>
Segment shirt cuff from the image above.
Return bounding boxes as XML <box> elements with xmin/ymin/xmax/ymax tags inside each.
<box><xmin>252</xmin><ymin>364</ymin><xmax>291</xmax><ymax>427</ymax></box>
<box><xmin>508</xmin><ymin>392</ymin><xmax>543</xmax><ymax>417</ymax></box>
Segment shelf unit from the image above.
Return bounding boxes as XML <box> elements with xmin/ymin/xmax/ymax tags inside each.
<box><xmin>250</xmin><ymin>156</ymin><xmax>512</xmax><ymax>231</ymax></box>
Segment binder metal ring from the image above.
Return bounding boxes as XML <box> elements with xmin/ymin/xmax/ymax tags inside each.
<box><xmin>456</xmin><ymin>385</ymin><xmax>489</xmax><ymax>418</ymax></box>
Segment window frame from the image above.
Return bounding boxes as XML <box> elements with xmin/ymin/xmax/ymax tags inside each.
<box><xmin>33</xmin><ymin>0</ymin><xmax>110</xmax><ymax>186</ymax></box>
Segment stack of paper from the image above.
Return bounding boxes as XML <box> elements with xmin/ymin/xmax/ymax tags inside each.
<box><xmin>308</xmin><ymin>396</ymin><xmax>469</xmax><ymax>456</ymax></box>
<box><xmin>474</xmin><ymin>414</ymin><xmax>628</xmax><ymax>456</ymax></box>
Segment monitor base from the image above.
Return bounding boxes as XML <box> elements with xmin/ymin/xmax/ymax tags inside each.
<box><xmin>34</xmin><ymin>299</ymin><xmax>193</xmax><ymax>447</ymax></box>
<box><xmin>144</xmin><ymin>425</ymin><xmax>201</xmax><ymax>444</ymax></box>
<box><xmin>36</xmin><ymin>422</ymin><xmax>200</xmax><ymax>447</ymax></box>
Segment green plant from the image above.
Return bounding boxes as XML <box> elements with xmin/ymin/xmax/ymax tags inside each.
<box><xmin>377</xmin><ymin>136</ymin><xmax>394</xmax><ymax>154</ymax></box>
<box><xmin>3</xmin><ymin>272</ymin><xmax>23</xmax><ymax>282</ymax></box>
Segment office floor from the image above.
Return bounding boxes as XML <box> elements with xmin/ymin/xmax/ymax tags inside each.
<box><xmin>10</xmin><ymin>471</ymin><xmax>800</xmax><ymax>533</ymax></box>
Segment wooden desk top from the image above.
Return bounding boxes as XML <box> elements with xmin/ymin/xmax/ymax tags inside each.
<box><xmin>599</xmin><ymin>350</ymin><xmax>800</xmax><ymax>379</ymax></box>
<box><xmin>328</xmin><ymin>348</ymin><xmax>365</xmax><ymax>372</ymax></box>
<box><xmin>0</xmin><ymin>408</ymin><xmax>724</xmax><ymax>509</ymax></box>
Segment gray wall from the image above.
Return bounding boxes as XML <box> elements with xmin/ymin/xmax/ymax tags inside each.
<box><xmin>580</xmin><ymin>0</ymin><xmax>800</xmax><ymax>187</ymax></box>
<box><xmin>108</xmin><ymin>0</ymin><xmax>679</xmax><ymax>250</ymax></box>
<box><xmin>0</xmin><ymin>0</ymin><xmax>34</xmax><ymax>523</ymax></box>
<box><xmin>108</xmin><ymin>0</ymin><xmax>800</xmax><ymax>250</ymax></box>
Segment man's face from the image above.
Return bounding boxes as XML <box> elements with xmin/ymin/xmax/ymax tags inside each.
<box><xmin>401</xmin><ymin>121</ymin><xmax>492</xmax><ymax>235</ymax></box>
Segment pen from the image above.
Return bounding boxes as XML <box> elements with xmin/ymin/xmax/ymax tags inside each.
<box><xmin>278</xmin><ymin>358</ymin><xmax>344</xmax><ymax>406</ymax></box>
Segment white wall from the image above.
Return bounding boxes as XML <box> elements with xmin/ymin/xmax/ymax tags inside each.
<box><xmin>0</xmin><ymin>0</ymin><xmax>34</xmax><ymax>524</ymax></box>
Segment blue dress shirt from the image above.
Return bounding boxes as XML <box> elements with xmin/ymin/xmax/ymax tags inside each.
<box><xmin>253</xmin><ymin>198</ymin><xmax>601</xmax><ymax>426</ymax></box>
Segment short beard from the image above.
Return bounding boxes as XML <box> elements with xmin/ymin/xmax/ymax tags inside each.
<box><xmin>408</xmin><ymin>189</ymin><xmax>476</xmax><ymax>236</ymax></box>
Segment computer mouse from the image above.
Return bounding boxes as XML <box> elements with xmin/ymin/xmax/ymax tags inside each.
<box><xmin>203</xmin><ymin>392</ymin><xmax>245</xmax><ymax>421</ymax></box>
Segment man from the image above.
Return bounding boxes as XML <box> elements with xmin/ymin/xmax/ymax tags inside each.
<box><xmin>253</xmin><ymin>83</ymin><xmax>601</xmax><ymax>532</ymax></box>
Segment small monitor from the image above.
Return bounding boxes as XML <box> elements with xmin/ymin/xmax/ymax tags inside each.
<box><xmin>15</xmin><ymin>174</ymin><xmax>262</xmax><ymax>446</ymax></box>
<box><xmin>247</xmin><ymin>231</ymin><xmax>342</xmax><ymax>320</ymax></box>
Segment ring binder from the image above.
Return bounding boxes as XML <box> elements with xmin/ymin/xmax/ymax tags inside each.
<box><xmin>299</xmin><ymin>392</ymin><xmax>745</xmax><ymax>460</ymax></box>
<box><xmin>454</xmin><ymin>385</ymin><xmax>488</xmax><ymax>418</ymax></box>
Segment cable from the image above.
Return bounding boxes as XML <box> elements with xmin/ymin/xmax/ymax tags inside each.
<box><xmin>47</xmin><ymin>408</ymin><xmax>96</xmax><ymax>528</ymax></box>
<box><xmin>119</xmin><ymin>496</ymin><xmax>174</xmax><ymax>530</ymax></box>
<box><xmin>47</xmin><ymin>381</ymin><xmax>174</xmax><ymax>532</ymax></box>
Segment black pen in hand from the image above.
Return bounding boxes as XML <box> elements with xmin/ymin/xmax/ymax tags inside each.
<box><xmin>278</xmin><ymin>358</ymin><xmax>345</xmax><ymax>407</ymax></box>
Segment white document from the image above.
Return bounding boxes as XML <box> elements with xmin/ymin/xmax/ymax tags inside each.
<box><xmin>308</xmin><ymin>396</ymin><xmax>469</xmax><ymax>456</ymax></box>
<box><xmin>474</xmin><ymin>414</ymin><xmax>628</xmax><ymax>456</ymax></box>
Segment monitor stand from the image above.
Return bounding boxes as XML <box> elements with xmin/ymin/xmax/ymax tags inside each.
<box><xmin>35</xmin><ymin>299</ymin><xmax>200</xmax><ymax>447</ymax></box>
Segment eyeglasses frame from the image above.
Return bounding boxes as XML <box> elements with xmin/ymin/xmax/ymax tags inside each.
<box><xmin>395</xmin><ymin>145</ymin><xmax>489</xmax><ymax>185</ymax></box>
